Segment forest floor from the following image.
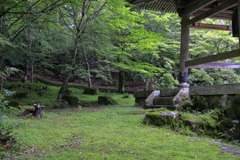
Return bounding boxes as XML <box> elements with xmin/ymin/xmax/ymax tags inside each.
<box><xmin>3</xmin><ymin>107</ymin><xmax>240</xmax><ymax>160</ymax></box>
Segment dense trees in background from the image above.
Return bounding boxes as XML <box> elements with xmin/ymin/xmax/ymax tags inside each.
<box><xmin>0</xmin><ymin>0</ymin><xmax>239</xmax><ymax>95</ymax></box>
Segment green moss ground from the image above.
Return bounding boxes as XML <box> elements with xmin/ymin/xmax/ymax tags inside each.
<box><xmin>2</xmin><ymin>82</ymin><xmax>239</xmax><ymax>159</ymax></box>
<box><xmin>3</xmin><ymin>107</ymin><xmax>238</xmax><ymax>160</ymax></box>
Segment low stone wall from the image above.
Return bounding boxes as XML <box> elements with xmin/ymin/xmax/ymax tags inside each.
<box><xmin>189</xmin><ymin>84</ymin><xmax>240</xmax><ymax>120</ymax></box>
<box><xmin>190</xmin><ymin>83</ymin><xmax>240</xmax><ymax>95</ymax></box>
<box><xmin>133</xmin><ymin>91</ymin><xmax>153</xmax><ymax>106</ymax></box>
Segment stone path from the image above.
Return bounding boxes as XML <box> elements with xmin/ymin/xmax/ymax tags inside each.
<box><xmin>221</xmin><ymin>144</ymin><xmax>240</xmax><ymax>157</ymax></box>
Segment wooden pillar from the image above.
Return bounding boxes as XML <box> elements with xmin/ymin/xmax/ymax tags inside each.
<box><xmin>179</xmin><ymin>14</ymin><xmax>190</xmax><ymax>87</ymax></box>
<box><xmin>238</xmin><ymin>0</ymin><xmax>240</xmax><ymax>47</ymax></box>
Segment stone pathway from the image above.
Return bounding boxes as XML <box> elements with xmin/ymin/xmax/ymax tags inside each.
<box><xmin>221</xmin><ymin>144</ymin><xmax>240</xmax><ymax>157</ymax></box>
<box><xmin>188</xmin><ymin>139</ymin><xmax>240</xmax><ymax>157</ymax></box>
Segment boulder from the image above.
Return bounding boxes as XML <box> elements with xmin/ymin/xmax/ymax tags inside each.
<box><xmin>143</xmin><ymin>111</ymin><xmax>179</xmax><ymax>127</ymax></box>
<box><xmin>83</xmin><ymin>87</ymin><xmax>99</xmax><ymax>95</ymax></box>
<box><xmin>98</xmin><ymin>96</ymin><xmax>117</xmax><ymax>105</ymax></box>
<box><xmin>62</xmin><ymin>95</ymin><xmax>80</xmax><ymax>107</ymax></box>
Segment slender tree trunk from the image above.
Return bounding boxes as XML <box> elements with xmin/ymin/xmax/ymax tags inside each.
<box><xmin>118</xmin><ymin>70</ymin><xmax>125</xmax><ymax>93</ymax></box>
<box><xmin>23</xmin><ymin>66</ymin><xmax>29</xmax><ymax>82</ymax></box>
<box><xmin>108</xmin><ymin>70</ymin><xmax>113</xmax><ymax>85</ymax></box>
<box><xmin>86</xmin><ymin>61</ymin><xmax>92</xmax><ymax>87</ymax></box>
<box><xmin>145</xmin><ymin>78</ymin><xmax>150</xmax><ymax>91</ymax></box>
<box><xmin>84</xmin><ymin>51</ymin><xmax>92</xmax><ymax>87</ymax></box>
<box><xmin>28</xmin><ymin>37</ymin><xmax>33</xmax><ymax>82</ymax></box>
<box><xmin>57</xmin><ymin>36</ymin><xmax>80</xmax><ymax>99</ymax></box>
<box><xmin>31</xmin><ymin>56</ymin><xmax>34</xmax><ymax>83</ymax></box>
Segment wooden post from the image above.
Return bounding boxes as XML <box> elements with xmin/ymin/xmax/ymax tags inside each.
<box><xmin>179</xmin><ymin>14</ymin><xmax>190</xmax><ymax>88</ymax></box>
<box><xmin>238</xmin><ymin>0</ymin><xmax>240</xmax><ymax>47</ymax></box>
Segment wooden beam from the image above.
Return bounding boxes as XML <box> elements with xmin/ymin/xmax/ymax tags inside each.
<box><xmin>188</xmin><ymin>62</ymin><xmax>240</xmax><ymax>68</ymax></box>
<box><xmin>185</xmin><ymin>0</ymin><xmax>217</xmax><ymax>15</ymax></box>
<box><xmin>187</xmin><ymin>0</ymin><xmax>237</xmax><ymax>25</ymax></box>
<box><xmin>210</xmin><ymin>14</ymin><xmax>232</xmax><ymax>20</ymax></box>
<box><xmin>190</xmin><ymin>23</ymin><xmax>232</xmax><ymax>31</ymax></box>
<box><xmin>197</xmin><ymin>7</ymin><xmax>234</xmax><ymax>14</ymax></box>
<box><xmin>185</xmin><ymin>49</ymin><xmax>240</xmax><ymax>68</ymax></box>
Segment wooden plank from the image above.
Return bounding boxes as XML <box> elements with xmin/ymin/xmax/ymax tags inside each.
<box><xmin>187</xmin><ymin>0</ymin><xmax>237</xmax><ymax>25</ymax></box>
<box><xmin>190</xmin><ymin>23</ymin><xmax>232</xmax><ymax>31</ymax></box>
<box><xmin>188</xmin><ymin>62</ymin><xmax>240</xmax><ymax>68</ymax></box>
<box><xmin>185</xmin><ymin>49</ymin><xmax>240</xmax><ymax>68</ymax></box>
<box><xmin>185</xmin><ymin>0</ymin><xmax>217</xmax><ymax>15</ymax></box>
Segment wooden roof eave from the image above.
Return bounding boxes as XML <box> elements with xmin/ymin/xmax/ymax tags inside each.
<box><xmin>129</xmin><ymin>0</ymin><xmax>237</xmax><ymax>21</ymax></box>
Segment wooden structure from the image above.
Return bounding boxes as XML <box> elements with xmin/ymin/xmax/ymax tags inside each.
<box><xmin>129</xmin><ymin>0</ymin><xmax>240</xmax><ymax>87</ymax></box>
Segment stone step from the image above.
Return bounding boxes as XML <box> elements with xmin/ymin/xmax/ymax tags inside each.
<box><xmin>160</xmin><ymin>88</ymin><xmax>180</xmax><ymax>97</ymax></box>
<box><xmin>153</xmin><ymin>97</ymin><xmax>174</xmax><ymax>105</ymax></box>
<box><xmin>144</xmin><ymin>105</ymin><xmax>177</xmax><ymax>110</ymax></box>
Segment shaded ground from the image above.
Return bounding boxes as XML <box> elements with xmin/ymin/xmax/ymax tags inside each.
<box><xmin>3</xmin><ymin>107</ymin><xmax>240</xmax><ymax>159</ymax></box>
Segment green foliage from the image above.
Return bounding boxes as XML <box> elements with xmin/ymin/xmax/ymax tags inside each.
<box><xmin>189</xmin><ymin>69</ymin><xmax>214</xmax><ymax>86</ymax></box>
<box><xmin>154</xmin><ymin>73</ymin><xmax>179</xmax><ymax>89</ymax></box>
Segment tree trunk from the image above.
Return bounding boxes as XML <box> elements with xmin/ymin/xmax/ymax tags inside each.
<box><xmin>57</xmin><ymin>74</ymin><xmax>71</xmax><ymax>99</ymax></box>
<box><xmin>57</xmin><ymin>35</ymin><xmax>80</xmax><ymax>99</ymax></box>
<box><xmin>22</xmin><ymin>66</ymin><xmax>29</xmax><ymax>82</ymax></box>
<box><xmin>145</xmin><ymin>77</ymin><xmax>150</xmax><ymax>91</ymax></box>
<box><xmin>84</xmin><ymin>51</ymin><xmax>92</xmax><ymax>87</ymax></box>
<box><xmin>108</xmin><ymin>70</ymin><xmax>113</xmax><ymax>85</ymax></box>
<box><xmin>86</xmin><ymin>61</ymin><xmax>92</xmax><ymax>87</ymax></box>
<box><xmin>31</xmin><ymin>56</ymin><xmax>34</xmax><ymax>83</ymax></box>
<box><xmin>118</xmin><ymin>70</ymin><xmax>125</xmax><ymax>93</ymax></box>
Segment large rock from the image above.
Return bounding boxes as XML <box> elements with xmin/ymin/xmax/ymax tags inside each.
<box><xmin>143</xmin><ymin>111</ymin><xmax>180</xmax><ymax>127</ymax></box>
<box><xmin>83</xmin><ymin>87</ymin><xmax>99</xmax><ymax>95</ymax></box>
<box><xmin>62</xmin><ymin>95</ymin><xmax>80</xmax><ymax>107</ymax></box>
<box><xmin>98</xmin><ymin>96</ymin><xmax>117</xmax><ymax>105</ymax></box>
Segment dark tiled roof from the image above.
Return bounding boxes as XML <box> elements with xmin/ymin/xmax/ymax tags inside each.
<box><xmin>129</xmin><ymin>0</ymin><xmax>236</xmax><ymax>20</ymax></box>
<box><xmin>132</xmin><ymin>0</ymin><xmax>177</xmax><ymax>13</ymax></box>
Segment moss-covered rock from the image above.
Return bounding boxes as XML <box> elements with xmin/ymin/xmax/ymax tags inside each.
<box><xmin>98</xmin><ymin>96</ymin><xmax>117</xmax><ymax>105</ymax></box>
<box><xmin>62</xmin><ymin>95</ymin><xmax>80</xmax><ymax>107</ymax></box>
<box><xmin>143</xmin><ymin>110</ymin><xmax>180</xmax><ymax>128</ymax></box>
<box><xmin>83</xmin><ymin>87</ymin><xmax>99</xmax><ymax>95</ymax></box>
<box><xmin>143</xmin><ymin>109</ymin><xmax>228</xmax><ymax>138</ymax></box>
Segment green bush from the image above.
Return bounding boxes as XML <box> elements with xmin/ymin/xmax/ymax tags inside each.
<box><xmin>154</xmin><ymin>73</ymin><xmax>179</xmax><ymax>89</ymax></box>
